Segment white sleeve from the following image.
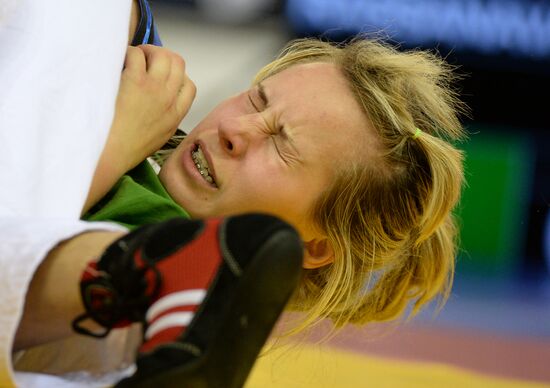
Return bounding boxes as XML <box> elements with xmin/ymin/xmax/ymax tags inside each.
<box><xmin>0</xmin><ymin>0</ymin><xmax>130</xmax><ymax>218</ymax></box>
<box><xmin>0</xmin><ymin>0</ymin><xmax>134</xmax><ymax>386</ymax></box>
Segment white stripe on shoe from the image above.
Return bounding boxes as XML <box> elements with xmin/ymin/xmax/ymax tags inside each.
<box><xmin>145</xmin><ymin>312</ymin><xmax>194</xmax><ymax>340</ymax></box>
<box><xmin>146</xmin><ymin>289</ymin><xmax>207</xmax><ymax>321</ymax></box>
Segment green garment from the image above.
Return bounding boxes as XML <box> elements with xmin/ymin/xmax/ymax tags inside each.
<box><xmin>83</xmin><ymin>161</ymin><xmax>190</xmax><ymax>230</ymax></box>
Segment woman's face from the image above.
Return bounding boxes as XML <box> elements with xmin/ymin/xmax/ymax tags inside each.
<box><xmin>160</xmin><ymin>62</ymin><xmax>374</xmax><ymax>241</ymax></box>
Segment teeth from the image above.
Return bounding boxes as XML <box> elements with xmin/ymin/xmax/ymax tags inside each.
<box><xmin>192</xmin><ymin>145</ymin><xmax>217</xmax><ymax>187</ymax></box>
<box><xmin>192</xmin><ymin>146</ymin><xmax>210</xmax><ymax>170</ymax></box>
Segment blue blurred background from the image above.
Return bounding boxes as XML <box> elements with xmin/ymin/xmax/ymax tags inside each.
<box><xmin>151</xmin><ymin>0</ymin><xmax>550</xmax><ymax>384</ymax></box>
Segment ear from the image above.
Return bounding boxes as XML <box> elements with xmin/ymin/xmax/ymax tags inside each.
<box><xmin>302</xmin><ymin>238</ymin><xmax>334</xmax><ymax>269</ymax></box>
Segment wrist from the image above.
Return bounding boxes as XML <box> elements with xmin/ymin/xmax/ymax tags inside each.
<box><xmin>81</xmin><ymin>136</ymin><xmax>131</xmax><ymax>214</ymax></box>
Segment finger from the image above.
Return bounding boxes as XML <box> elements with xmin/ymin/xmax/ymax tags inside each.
<box><xmin>166</xmin><ymin>54</ymin><xmax>186</xmax><ymax>96</ymax></box>
<box><xmin>123</xmin><ymin>46</ymin><xmax>146</xmax><ymax>73</ymax></box>
<box><xmin>139</xmin><ymin>44</ymin><xmax>171</xmax><ymax>81</ymax></box>
<box><xmin>175</xmin><ymin>76</ymin><xmax>197</xmax><ymax>118</ymax></box>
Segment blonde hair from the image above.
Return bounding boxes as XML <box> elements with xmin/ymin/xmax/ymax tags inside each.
<box><xmin>253</xmin><ymin>38</ymin><xmax>467</xmax><ymax>334</ymax></box>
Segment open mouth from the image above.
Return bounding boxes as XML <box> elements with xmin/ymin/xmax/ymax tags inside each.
<box><xmin>191</xmin><ymin>144</ymin><xmax>218</xmax><ymax>188</ymax></box>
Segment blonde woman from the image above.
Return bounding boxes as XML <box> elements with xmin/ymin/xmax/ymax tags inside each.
<box><xmin>15</xmin><ymin>3</ymin><xmax>466</xmax><ymax>387</ymax></box>
<box><xmin>67</xmin><ymin>37</ymin><xmax>466</xmax><ymax>387</ymax></box>
<box><xmin>86</xmin><ymin>35</ymin><xmax>466</xmax><ymax>329</ymax></box>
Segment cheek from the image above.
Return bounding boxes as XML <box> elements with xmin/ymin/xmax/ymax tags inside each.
<box><xmin>218</xmin><ymin>165</ymin><xmax>280</xmax><ymax>210</ymax></box>
<box><xmin>238</xmin><ymin>170</ymin><xmax>311</xmax><ymax>217</ymax></box>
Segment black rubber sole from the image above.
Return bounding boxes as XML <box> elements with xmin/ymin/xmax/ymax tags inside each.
<box><xmin>116</xmin><ymin>226</ymin><xmax>303</xmax><ymax>388</ymax></box>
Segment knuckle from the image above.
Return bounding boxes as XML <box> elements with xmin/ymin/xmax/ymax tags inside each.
<box><xmin>189</xmin><ymin>80</ymin><xmax>197</xmax><ymax>96</ymax></box>
<box><xmin>158</xmin><ymin>48</ymin><xmax>170</xmax><ymax>59</ymax></box>
<box><xmin>174</xmin><ymin>53</ymin><xmax>186</xmax><ymax>68</ymax></box>
<box><xmin>125</xmin><ymin>46</ymin><xmax>138</xmax><ymax>59</ymax></box>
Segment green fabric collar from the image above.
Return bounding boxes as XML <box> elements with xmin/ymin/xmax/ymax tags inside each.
<box><xmin>83</xmin><ymin>161</ymin><xmax>190</xmax><ymax>230</ymax></box>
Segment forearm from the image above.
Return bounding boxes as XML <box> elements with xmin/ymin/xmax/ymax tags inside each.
<box><xmin>14</xmin><ymin>230</ymin><xmax>125</xmax><ymax>351</ymax></box>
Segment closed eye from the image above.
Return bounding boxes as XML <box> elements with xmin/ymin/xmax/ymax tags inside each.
<box><xmin>248</xmin><ymin>86</ymin><xmax>301</xmax><ymax>165</ymax></box>
<box><xmin>271</xmin><ymin>135</ymin><xmax>289</xmax><ymax>163</ymax></box>
<box><xmin>248</xmin><ymin>93</ymin><xmax>260</xmax><ymax>112</ymax></box>
<box><xmin>272</xmin><ymin>127</ymin><xmax>301</xmax><ymax>165</ymax></box>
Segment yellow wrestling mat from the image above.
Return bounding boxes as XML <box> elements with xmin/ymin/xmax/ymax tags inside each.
<box><xmin>245</xmin><ymin>344</ymin><xmax>550</xmax><ymax>388</ymax></box>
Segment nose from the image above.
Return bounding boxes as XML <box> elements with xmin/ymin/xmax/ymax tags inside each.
<box><xmin>218</xmin><ymin>116</ymin><xmax>253</xmax><ymax>157</ymax></box>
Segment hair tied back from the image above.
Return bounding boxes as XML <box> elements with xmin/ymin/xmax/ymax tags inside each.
<box><xmin>412</xmin><ymin>127</ymin><xmax>422</xmax><ymax>140</ymax></box>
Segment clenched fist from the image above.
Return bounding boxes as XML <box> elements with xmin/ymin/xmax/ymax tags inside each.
<box><xmin>109</xmin><ymin>45</ymin><xmax>196</xmax><ymax>172</ymax></box>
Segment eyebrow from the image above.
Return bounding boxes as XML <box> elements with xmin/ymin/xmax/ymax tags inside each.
<box><xmin>257</xmin><ymin>82</ymin><xmax>269</xmax><ymax>108</ymax></box>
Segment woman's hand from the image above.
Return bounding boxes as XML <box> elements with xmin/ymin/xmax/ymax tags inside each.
<box><xmin>82</xmin><ymin>45</ymin><xmax>195</xmax><ymax>215</ymax></box>
<box><xmin>109</xmin><ymin>44</ymin><xmax>196</xmax><ymax>172</ymax></box>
